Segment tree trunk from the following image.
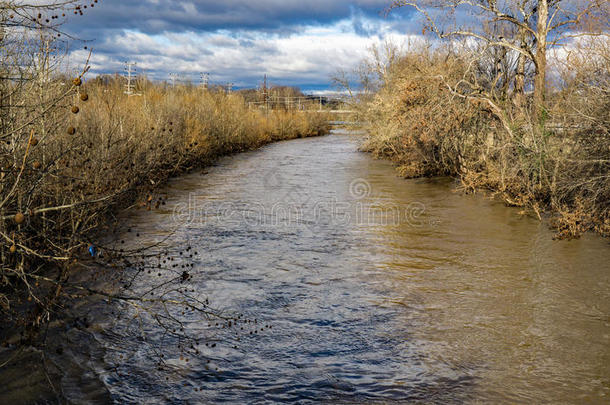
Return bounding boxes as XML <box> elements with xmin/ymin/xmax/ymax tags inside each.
<box><xmin>533</xmin><ymin>0</ymin><xmax>548</xmax><ymax>125</ymax></box>
<box><xmin>514</xmin><ymin>26</ymin><xmax>527</xmax><ymax>112</ymax></box>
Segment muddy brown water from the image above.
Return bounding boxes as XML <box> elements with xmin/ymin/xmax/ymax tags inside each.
<box><xmin>1</xmin><ymin>130</ymin><xmax>609</xmax><ymax>404</ymax></box>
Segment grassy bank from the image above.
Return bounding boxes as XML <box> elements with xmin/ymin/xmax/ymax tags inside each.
<box><xmin>356</xmin><ymin>41</ymin><xmax>609</xmax><ymax>239</ymax></box>
<box><xmin>0</xmin><ymin>78</ymin><xmax>329</xmax><ymax>340</ymax></box>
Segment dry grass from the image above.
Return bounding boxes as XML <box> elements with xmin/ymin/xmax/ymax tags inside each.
<box><xmin>0</xmin><ymin>77</ymin><xmax>329</xmax><ymax>338</ymax></box>
<box><xmin>358</xmin><ymin>43</ymin><xmax>609</xmax><ymax>239</ymax></box>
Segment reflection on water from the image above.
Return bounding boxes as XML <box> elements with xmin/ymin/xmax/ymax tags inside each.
<box><xmin>1</xmin><ymin>130</ymin><xmax>609</xmax><ymax>404</ymax></box>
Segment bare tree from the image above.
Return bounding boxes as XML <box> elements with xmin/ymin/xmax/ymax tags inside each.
<box><xmin>389</xmin><ymin>0</ymin><xmax>608</xmax><ymax>126</ymax></box>
<box><xmin>0</xmin><ymin>1</ymin><xmax>102</xmax><ymax>341</ymax></box>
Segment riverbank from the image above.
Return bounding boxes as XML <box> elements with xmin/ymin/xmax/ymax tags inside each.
<box><xmin>356</xmin><ymin>47</ymin><xmax>609</xmax><ymax>239</ymax></box>
<box><xmin>0</xmin><ymin>80</ymin><xmax>330</xmax><ymax>346</ymax></box>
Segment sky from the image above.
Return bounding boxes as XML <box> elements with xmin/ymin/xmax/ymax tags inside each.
<box><xmin>59</xmin><ymin>0</ymin><xmax>419</xmax><ymax>93</ymax></box>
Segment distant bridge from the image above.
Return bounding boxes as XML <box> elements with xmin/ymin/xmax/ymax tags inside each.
<box><xmin>304</xmin><ymin>110</ymin><xmax>355</xmax><ymax>114</ymax></box>
<box><xmin>247</xmin><ymin>95</ymin><xmax>353</xmax><ymax>115</ymax></box>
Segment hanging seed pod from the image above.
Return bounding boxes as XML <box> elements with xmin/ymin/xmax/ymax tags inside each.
<box><xmin>9</xmin><ymin>244</ymin><xmax>16</xmax><ymax>253</ymax></box>
<box><xmin>32</xmin><ymin>161</ymin><xmax>41</xmax><ymax>170</ymax></box>
<box><xmin>71</xmin><ymin>106</ymin><xmax>80</xmax><ymax>114</ymax></box>
<box><xmin>73</xmin><ymin>77</ymin><xmax>82</xmax><ymax>86</ymax></box>
<box><xmin>29</xmin><ymin>137</ymin><xmax>39</xmax><ymax>146</ymax></box>
<box><xmin>67</xmin><ymin>126</ymin><xmax>76</xmax><ymax>135</ymax></box>
<box><xmin>80</xmin><ymin>93</ymin><xmax>89</xmax><ymax>102</ymax></box>
<box><xmin>14</xmin><ymin>212</ymin><xmax>25</xmax><ymax>224</ymax></box>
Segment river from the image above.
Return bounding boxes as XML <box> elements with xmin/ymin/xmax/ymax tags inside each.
<box><xmin>1</xmin><ymin>130</ymin><xmax>609</xmax><ymax>404</ymax></box>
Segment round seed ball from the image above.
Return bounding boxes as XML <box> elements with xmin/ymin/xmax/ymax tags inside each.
<box><xmin>73</xmin><ymin>77</ymin><xmax>82</xmax><ymax>86</ymax></box>
<box><xmin>33</xmin><ymin>161</ymin><xmax>41</xmax><ymax>169</ymax></box>
<box><xmin>67</xmin><ymin>126</ymin><xmax>76</xmax><ymax>135</ymax></box>
<box><xmin>9</xmin><ymin>245</ymin><xmax>16</xmax><ymax>253</ymax></box>
<box><xmin>71</xmin><ymin>106</ymin><xmax>80</xmax><ymax>114</ymax></box>
<box><xmin>80</xmin><ymin>93</ymin><xmax>89</xmax><ymax>101</ymax></box>
<box><xmin>14</xmin><ymin>212</ymin><xmax>25</xmax><ymax>224</ymax></box>
<box><xmin>29</xmin><ymin>137</ymin><xmax>39</xmax><ymax>146</ymax></box>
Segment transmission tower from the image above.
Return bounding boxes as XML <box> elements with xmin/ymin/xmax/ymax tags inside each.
<box><xmin>169</xmin><ymin>73</ymin><xmax>178</xmax><ymax>88</ymax></box>
<box><xmin>124</xmin><ymin>62</ymin><xmax>137</xmax><ymax>96</ymax></box>
<box><xmin>226</xmin><ymin>82</ymin><xmax>233</xmax><ymax>94</ymax></box>
<box><xmin>200</xmin><ymin>72</ymin><xmax>209</xmax><ymax>90</ymax></box>
<box><xmin>262</xmin><ymin>74</ymin><xmax>268</xmax><ymax>111</ymax></box>
<box><xmin>36</xmin><ymin>38</ymin><xmax>51</xmax><ymax>85</ymax></box>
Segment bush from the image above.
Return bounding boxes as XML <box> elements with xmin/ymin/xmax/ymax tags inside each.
<box><xmin>359</xmin><ymin>42</ymin><xmax>609</xmax><ymax>238</ymax></box>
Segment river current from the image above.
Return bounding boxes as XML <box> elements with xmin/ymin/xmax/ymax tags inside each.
<box><xmin>1</xmin><ymin>130</ymin><xmax>609</xmax><ymax>404</ymax></box>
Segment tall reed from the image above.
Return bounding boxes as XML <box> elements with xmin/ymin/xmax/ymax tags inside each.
<box><xmin>0</xmin><ymin>78</ymin><xmax>329</xmax><ymax>339</ymax></box>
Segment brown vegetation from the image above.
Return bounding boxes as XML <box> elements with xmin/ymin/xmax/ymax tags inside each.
<box><xmin>0</xmin><ymin>0</ymin><xmax>332</xmax><ymax>361</ymax></box>
<box><xmin>359</xmin><ymin>42</ymin><xmax>609</xmax><ymax>237</ymax></box>
<box><xmin>0</xmin><ymin>68</ymin><xmax>329</xmax><ymax>341</ymax></box>
<box><xmin>354</xmin><ymin>1</ymin><xmax>609</xmax><ymax>238</ymax></box>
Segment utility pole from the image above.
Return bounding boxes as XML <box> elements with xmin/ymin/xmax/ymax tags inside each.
<box><xmin>169</xmin><ymin>73</ymin><xmax>178</xmax><ymax>88</ymax></box>
<box><xmin>262</xmin><ymin>74</ymin><xmax>268</xmax><ymax>112</ymax></box>
<box><xmin>200</xmin><ymin>72</ymin><xmax>209</xmax><ymax>90</ymax></box>
<box><xmin>124</xmin><ymin>62</ymin><xmax>137</xmax><ymax>96</ymax></box>
<box><xmin>37</xmin><ymin>38</ymin><xmax>51</xmax><ymax>86</ymax></box>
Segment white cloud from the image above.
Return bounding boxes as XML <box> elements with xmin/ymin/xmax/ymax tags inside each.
<box><xmin>70</xmin><ymin>17</ymin><xmax>420</xmax><ymax>90</ymax></box>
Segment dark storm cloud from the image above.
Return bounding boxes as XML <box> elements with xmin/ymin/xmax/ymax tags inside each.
<box><xmin>64</xmin><ymin>0</ymin><xmax>405</xmax><ymax>38</ymax></box>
